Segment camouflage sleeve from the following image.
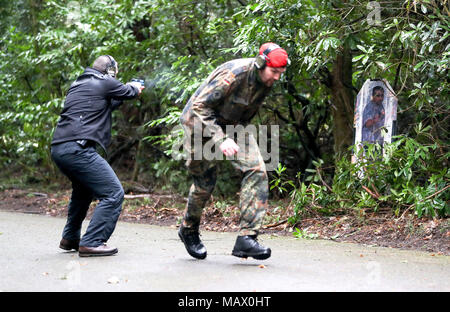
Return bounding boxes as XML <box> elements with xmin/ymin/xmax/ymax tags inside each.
<box><xmin>190</xmin><ymin>70</ymin><xmax>236</xmax><ymax>144</ymax></box>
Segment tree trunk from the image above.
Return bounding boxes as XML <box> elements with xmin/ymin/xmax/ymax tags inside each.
<box><xmin>132</xmin><ymin>139</ymin><xmax>142</xmax><ymax>182</ymax></box>
<box><xmin>329</xmin><ymin>47</ymin><xmax>354</xmax><ymax>157</ymax></box>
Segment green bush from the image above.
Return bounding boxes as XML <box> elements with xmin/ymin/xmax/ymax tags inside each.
<box><xmin>289</xmin><ymin>125</ymin><xmax>449</xmax><ymax>224</ymax></box>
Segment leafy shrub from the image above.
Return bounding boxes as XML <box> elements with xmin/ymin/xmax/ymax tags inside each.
<box><xmin>289</xmin><ymin>125</ymin><xmax>449</xmax><ymax>224</ymax></box>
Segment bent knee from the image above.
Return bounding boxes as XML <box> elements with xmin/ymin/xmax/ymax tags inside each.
<box><xmin>104</xmin><ymin>186</ymin><xmax>124</xmax><ymax>207</ymax></box>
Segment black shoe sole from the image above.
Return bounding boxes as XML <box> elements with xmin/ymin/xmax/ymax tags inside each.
<box><xmin>232</xmin><ymin>250</ymin><xmax>271</xmax><ymax>260</ymax></box>
<box><xmin>78</xmin><ymin>249</ymin><xmax>118</xmax><ymax>257</ymax></box>
<box><xmin>178</xmin><ymin>231</ymin><xmax>207</xmax><ymax>260</ymax></box>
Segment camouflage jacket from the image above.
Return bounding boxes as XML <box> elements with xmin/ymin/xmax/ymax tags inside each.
<box><xmin>180</xmin><ymin>58</ymin><xmax>271</xmax><ymax>144</ymax></box>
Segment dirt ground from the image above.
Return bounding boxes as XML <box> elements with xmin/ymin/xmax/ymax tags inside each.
<box><xmin>0</xmin><ymin>188</ymin><xmax>448</xmax><ymax>255</ymax></box>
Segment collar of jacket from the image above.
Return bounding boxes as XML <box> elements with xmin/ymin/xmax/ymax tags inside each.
<box><xmin>70</xmin><ymin>67</ymin><xmax>108</xmax><ymax>88</ymax></box>
<box><xmin>82</xmin><ymin>67</ymin><xmax>106</xmax><ymax>77</ymax></box>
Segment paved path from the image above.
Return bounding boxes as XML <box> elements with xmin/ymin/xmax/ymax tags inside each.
<box><xmin>0</xmin><ymin>211</ymin><xmax>449</xmax><ymax>292</ymax></box>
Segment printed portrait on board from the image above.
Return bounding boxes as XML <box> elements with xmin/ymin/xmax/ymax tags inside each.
<box><xmin>353</xmin><ymin>79</ymin><xmax>398</xmax><ymax>158</ymax></box>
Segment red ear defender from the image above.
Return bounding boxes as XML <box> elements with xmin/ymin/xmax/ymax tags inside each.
<box><xmin>255</xmin><ymin>43</ymin><xmax>289</xmax><ymax>69</ymax></box>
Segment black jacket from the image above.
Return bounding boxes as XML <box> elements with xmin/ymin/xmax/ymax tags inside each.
<box><xmin>51</xmin><ymin>67</ymin><xmax>139</xmax><ymax>152</ymax></box>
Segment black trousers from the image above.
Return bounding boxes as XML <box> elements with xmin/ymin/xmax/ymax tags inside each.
<box><xmin>51</xmin><ymin>141</ymin><xmax>124</xmax><ymax>247</ymax></box>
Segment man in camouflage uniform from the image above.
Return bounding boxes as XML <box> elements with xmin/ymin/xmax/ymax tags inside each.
<box><xmin>178</xmin><ymin>43</ymin><xmax>289</xmax><ymax>260</ymax></box>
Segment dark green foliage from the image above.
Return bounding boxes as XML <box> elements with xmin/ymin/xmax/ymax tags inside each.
<box><xmin>0</xmin><ymin>0</ymin><xmax>448</xmax><ymax>217</ymax></box>
<box><xmin>289</xmin><ymin>124</ymin><xmax>449</xmax><ymax>222</ymax></box>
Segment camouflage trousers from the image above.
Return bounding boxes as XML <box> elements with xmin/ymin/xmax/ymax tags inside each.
<box><xmin>182</xmin><ymin>131</ymin><xmax>268</xmax><ymax>236</ymax></box>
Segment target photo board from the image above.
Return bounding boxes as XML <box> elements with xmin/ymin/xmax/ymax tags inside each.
<box><xmin>353</xmin><ymin>79</ymin><xmax>398</xmax><ymax>160</ymax></box>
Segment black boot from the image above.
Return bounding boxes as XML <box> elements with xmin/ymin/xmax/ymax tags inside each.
<box><xmin>178</xmin><ymin>226</ymin><xmax>207</xmax><ymax>259</ymax></box>
<box><xmin>232</xmin><ymin>235</ymin><xmax>271</xmax><ymax>260</ymax></box>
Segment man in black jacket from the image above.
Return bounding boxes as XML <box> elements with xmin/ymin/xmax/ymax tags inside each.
<box><xmin>51</xmin><ymin>55</ymin><xmax>144</xmax><ymax>257</ymax></box>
